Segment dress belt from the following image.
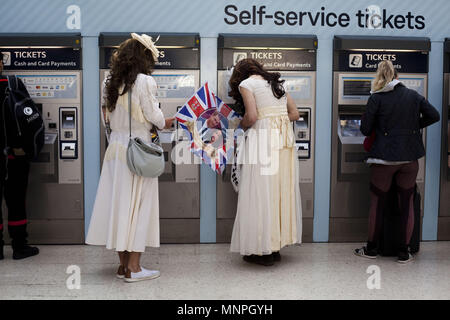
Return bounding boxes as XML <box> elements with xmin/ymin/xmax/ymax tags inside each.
<box><xmin>256</xmin><ymin>106</ymin><xmax>294</xmax><ymax>149</ymax></box>
<box><xmin>257</xmin><ymin>106</ymin><xmax>288</xmax><ymax>119</ymax></box>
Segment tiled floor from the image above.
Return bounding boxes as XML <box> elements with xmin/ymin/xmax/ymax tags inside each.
<box><xmin>0</xmin><ymin>242</ymin><xmax>449</xmax><ymax>300</ymax></box>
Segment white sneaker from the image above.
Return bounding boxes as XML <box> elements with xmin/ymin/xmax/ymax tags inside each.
<box><xmin>124</xmin><ymin>267</ymin><xmax>160</xmax><ymax>283</ymax></box>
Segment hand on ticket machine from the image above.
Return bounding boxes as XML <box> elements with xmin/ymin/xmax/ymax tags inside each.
<box><xmin>164</xmin><ymin>117</ymin><xmax>175</xmax><ymax>129</ymax></box>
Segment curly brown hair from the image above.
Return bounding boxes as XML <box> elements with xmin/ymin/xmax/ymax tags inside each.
<box><xmin>103</xmin><ymin>38</ymin><xmax>156</xmax><ymax>112</ymax></box>
<box><xmin>228</xmin><ymin>58</ymin><xmax>285</xmax><ymax>115</ymax></box>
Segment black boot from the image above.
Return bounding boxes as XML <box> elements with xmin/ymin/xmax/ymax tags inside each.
<box><xmin>10</xmin><ymin>224</ymin><xmax>39</xmax><ymax>260</ymax></box>
<box><xmin>243</xmin><ymin>254</ymin><xmax>274</xmax><ymax>266</ymax></box>
<box><xmin>13</xmin><ymin>245</ymin><xmax>39</xmax><ymax>260</ymax></box>
<box><xmin>272</xmin><ymin>251</ymin><xmax>281</xmax><ymax>262</ymax></box>
<box><xmin>0</xmin><ymin>245</ymin><xmax>3</xmax><ymax>260</ymax></box>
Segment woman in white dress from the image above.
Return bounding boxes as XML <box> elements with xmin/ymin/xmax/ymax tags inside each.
<box><xmin>86</xmin><ymin>34</ymin><xmax>174</xmax><ymax>282</ymax></box>
<box><xmin>229</xmin><ymin>59</ymin><xmax>302</xmax><ymax>266</ymax></box>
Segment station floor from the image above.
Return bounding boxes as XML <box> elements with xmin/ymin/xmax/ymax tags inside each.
<box><xmin>0</xmin><ymin>242</ymin><xmax>449</xmax><ymax>300</ymax></box>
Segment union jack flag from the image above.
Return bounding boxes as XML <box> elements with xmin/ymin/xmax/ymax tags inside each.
<box><xmin>175</xmin><ymin>82</ymin><xmax>242</xmax><ymax>175</ymax></box>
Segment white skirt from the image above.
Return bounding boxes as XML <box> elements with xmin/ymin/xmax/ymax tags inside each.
<box><xmin>230</xmin><ymin>112</ymin><xmax>302</xmax><ymax>255</ymax></box>
<box><xmin>86</xmin><ymin>132</ymin><xmax>160</xmax><ymax>252</ymax></box>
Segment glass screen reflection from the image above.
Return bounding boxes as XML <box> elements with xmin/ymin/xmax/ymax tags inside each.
<box><xmin>340</xmin><ymin>116</ymin><xmax>364</xmax><ymax>138</ymax></box>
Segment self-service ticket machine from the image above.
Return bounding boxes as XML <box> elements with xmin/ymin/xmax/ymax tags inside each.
<box><xmin>330</xmin><ymin>36</ymin><xmax>430</xmax><ymax>242</ymax></box>
<box><xmin>216</xmin><ymin>34</ymin><xmax>317</xmax><ymax>242</ymax></box>
<box><xmin>99</xmin><ymin>33</ymin><xmax>200</xmax><ymax>243</ymax></box>
<box><xmin>439</xmin><ymin>39</ymin><xmax>450</xmax><ymax>240</ymax></box>
<box><xmin>0</xmin><ymin>33</ymin><xmax>84</xmax><ymax>243</ymax></box>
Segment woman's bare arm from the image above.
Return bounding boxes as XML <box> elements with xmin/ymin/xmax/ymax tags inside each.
<box><xmin>286</xmin><ymin>93</ymin><xmax>299</xmax><ymax>121</ymax></box>
<box><xmin>239</xmin><ymin>87</ymin><xmax>258</xmax><ymax>129</ymax></box>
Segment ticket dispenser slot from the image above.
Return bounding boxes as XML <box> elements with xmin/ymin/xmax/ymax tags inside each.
<box><xmin>30</xmin><ymin>133</ymin><xmax>58</xmax><ymax>183</ymax></box>
<box><xmin>337</xmin><ymin>111</ymin><xmax>368</xmax><ymax>179</ymax></box>
<box><xmin>158</xmin><ymin>131</ymin><xmax>176</xmax><ymax>181</ymax></box>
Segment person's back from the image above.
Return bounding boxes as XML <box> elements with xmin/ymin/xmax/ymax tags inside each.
<box><xmin>238</xmin><ymin>75</ymin><xmax>287</xmax><ymax>110</ymax></box>
<box><xmin>356</xmin><ymin>60</ymin><xmax>439</xmax><ymax>264</ymax></box>
<box><xmin>86</xmin><ymin>34</ymin><xmax>174</xmax><ymax>283</ymax></box>
<box><xmin>227</xmin><ymin>59</ymin><xmax>302</xmax><ymax>266</ymax></box>
<box><xmin>361</xmin><ymin>82</ymin><xmax>439</xmax><ymax>162</ymax></box>
<box><xmin>103</xmin><ymin>73</ymin><xmax>162</xmax><ymax>143</ymax></box>
<box><xmin>0</xmin><ymin>53</ymin><xmax>39</xmax><ymax>260</ymax></box>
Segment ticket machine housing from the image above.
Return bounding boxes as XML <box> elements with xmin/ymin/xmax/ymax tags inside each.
<box><xmin>0</xmin><ymin>34</ymin><xmax>84</xmax><ymax>243</ymax></box>
<box><xmin>330</xmin><ymin>36</ymin><xmax>430</xmax><ymax>242</ymax></box>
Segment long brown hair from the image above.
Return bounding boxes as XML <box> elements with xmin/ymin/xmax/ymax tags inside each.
<box><xmin>103</xmin><ymin>38</ymin><xmax>156</xmax><ymax>112</ymax></box>
<box><xmin>228</xmin><ymin>58</ymin><xmax>285</xmax><ymax>111</ymax></box>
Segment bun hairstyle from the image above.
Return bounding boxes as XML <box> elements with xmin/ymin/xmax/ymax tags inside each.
<box><xmin>372</xmin><ymin>60</ymin><xmax>395</xmax><ymax>93</ymax></box>
<box><xmin>228</xmin><ymin>58</ymin><xmax>285</xmax><ymax>115</ymax></box>
<box><xmin>104</xmin><ymin>38</ymin><xmax>156</xmax><ymax>112</ymax></box>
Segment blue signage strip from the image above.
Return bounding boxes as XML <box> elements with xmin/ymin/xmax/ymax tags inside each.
<box><xmin>0</xmin><ymin>47</ymin><xmax>81</xmax><ymax>70</ymax></box>
<box><xmin>336</xmin><ymin>50</ymin><xmax>429</xmax><ymax>73</ymax></box>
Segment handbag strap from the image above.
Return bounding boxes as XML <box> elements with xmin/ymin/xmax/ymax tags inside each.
<box><xmin>127</xmin><ymin>87</ymin><xmax>161</xmax><ymax>144</ymax></box>
<box><xmin>128</xmin><ymin>88</ymin><xmax>132</xmax><ymax>139</ymax></box>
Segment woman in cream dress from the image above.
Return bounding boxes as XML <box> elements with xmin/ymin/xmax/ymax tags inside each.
<box><xmin>86</xmin><ymin>34</ymin><xmax>174</xmax><ymax>282</ymax></box>
<box><xmin>229</xmin><ymin>59</ymin><xmax>302</xmax><ymax>266</ymax></box>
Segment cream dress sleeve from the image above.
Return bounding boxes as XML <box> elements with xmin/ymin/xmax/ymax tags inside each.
<box><xmin>138</xmin><ymin>75</ymin><xmax>165</xmax><ymax>130</ymax></box>
<box><xmin>238</xmin><ymin>77</ymin><xmax>254</xmax><ymax>94</ymax></box>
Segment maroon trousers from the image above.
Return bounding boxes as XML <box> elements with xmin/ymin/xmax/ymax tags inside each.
<box><xmin>367</xmin><ymin>160</ymin><xmax>418</xmax><ymax>251</ymax></box>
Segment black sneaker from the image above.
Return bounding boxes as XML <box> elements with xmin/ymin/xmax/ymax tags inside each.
<box><xmin>354</xmin><ymin>246</ymin><xmax>377</xmax><ymax>259</ymax></box>
<box><xmin>13</xmin><ymin>245</ymin><xmax>39</xmax><ymax>260</ymax></box>
<box><xmin>272</xmin><ymin>251</ymin><xmax>281</xmax><ymax>262</ymax></box>
<box><xmin>398</xmin><ymin>251</ymin><xmax>414</xmax><ymax>264</ymax></box>
<box><xmin>243</xmin><ymin>254</ymin><xmax>274</xmax><ymax>266</ymax></box>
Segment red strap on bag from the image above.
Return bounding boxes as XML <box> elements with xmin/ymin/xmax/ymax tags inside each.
<box><xmin>363</xmin><ymin>131</ymin><xmax>376</xmax><ymax>152</ymax></box>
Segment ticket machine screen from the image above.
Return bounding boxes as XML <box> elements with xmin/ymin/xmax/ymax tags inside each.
<box><xmin>343</xmin><ymin>79</ymin><xmax>371</xmax><ymax>96</ymax></box>
<box><xmin>152</xmin><ymin>74</ymin><xmax>196</xmax><ymax>99</ymax></box>
<box><xmin>283</xmin><ymin>75</ymin><xmax>312</xmax><ymax>101</ymax></box>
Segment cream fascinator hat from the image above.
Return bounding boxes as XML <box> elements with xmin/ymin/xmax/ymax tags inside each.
<box><xmin>131</xmin><ymin>33</ymin><xmax>160</xmax><ymax>61</ymax></box>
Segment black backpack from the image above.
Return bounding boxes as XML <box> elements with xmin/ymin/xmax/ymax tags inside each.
<box><xmin>3</xmin><ymin>75</ymin><xmax>44</xmax><ymax>159</ymax></box>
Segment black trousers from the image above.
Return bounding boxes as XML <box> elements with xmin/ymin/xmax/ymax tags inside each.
<box><xmin>0</xmin><ymin>155</ymin><xmax>30</xmax><ymax>249</ymax></box>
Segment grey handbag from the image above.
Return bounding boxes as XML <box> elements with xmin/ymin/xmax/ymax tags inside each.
<box><xmin>126</xmin><ymin>89</ymin><xmax>165</xmax><ymax>178</ymax></box>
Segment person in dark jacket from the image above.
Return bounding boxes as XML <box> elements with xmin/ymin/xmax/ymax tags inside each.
<box><xmin>355</xmin><ymin>60</ymin><xmax>440</xmax><ymax>263</ymax></box>
<box><xmin>0</xmin><ymin>52</ymin><xmax>39</xmax><ymax>260</ymax></box>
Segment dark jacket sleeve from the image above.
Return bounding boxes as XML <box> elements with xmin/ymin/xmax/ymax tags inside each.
<box><xmin>418</xmin><ymin>94</ymin><xmax>440</xmax><ymax>129</ymax></box>
<box><xmin>360</xmin><ymin>94</ymin><xmax>378</xmax><ymax>136</ymax></box>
